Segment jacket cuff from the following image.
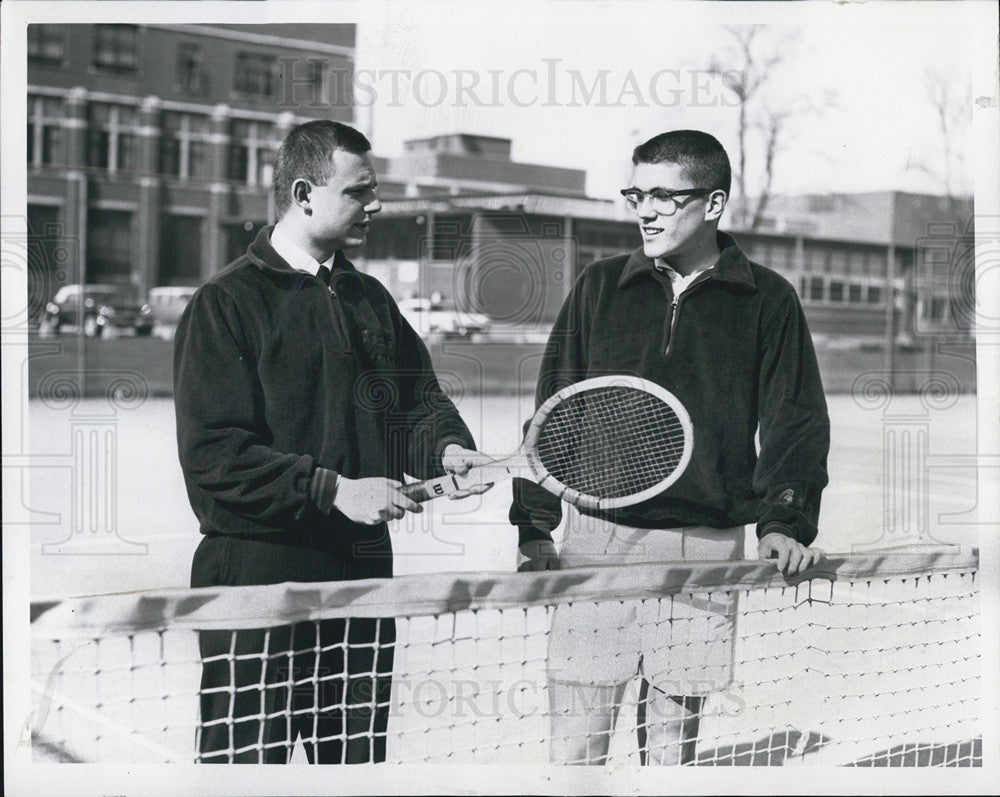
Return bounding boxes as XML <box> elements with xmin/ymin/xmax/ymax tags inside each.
<box><xmin>756</xmin><ymin>521</ymin><xmax>797</xmax><ymax>541</ymax></box>
<box><xmin>758</xmin><ymin>483</ymin><xmax>821</xmax><ymax>546</ymax></box>
<box><xmin>309</xmin><ymin>467</ymin><xmax>339</xmax><ymax>514</ymax></box>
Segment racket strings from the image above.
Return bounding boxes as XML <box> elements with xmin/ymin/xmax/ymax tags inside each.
<box><xmin>535</xmin><ymin>386</ymin><xmax>687</xmax><ymax>499</ymax></box>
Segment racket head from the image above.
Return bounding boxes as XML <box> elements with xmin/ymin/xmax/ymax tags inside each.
<box><xmin>523</xmin><ymin>375</ymin><xmax>693</xmax><ymax>511</ymax></box>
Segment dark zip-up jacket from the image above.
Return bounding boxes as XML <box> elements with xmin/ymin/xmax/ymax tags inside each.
<box><xmin>175</xmin><ymin>226</ymin><xmax>475</xmax><ymax>558</ymax></box>
<box><xmin>510</xmin><ymin>231</ymin><xmax>830</xmax><ymax>546</ymax></box>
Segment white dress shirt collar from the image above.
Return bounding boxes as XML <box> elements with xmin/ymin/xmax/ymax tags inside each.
<box><xmin>270</xmin><ymin>224</ymin><xmax>336</xmax><ymax>276</ymax></box>
<box><xmin>655</xmin><ymin>259</ymin><xmax>710</xmax><ymax>297</ymax></box>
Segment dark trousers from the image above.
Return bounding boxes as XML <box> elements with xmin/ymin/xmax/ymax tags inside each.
<box><xmin>190</xmin><ymin>532</ymin><xmax>395</xmax><ymax>764</ymax></box>
<box><xmin>196</xmin><ymin>617</ymin><xmax>395</xmax><ymax>763</ymax></box>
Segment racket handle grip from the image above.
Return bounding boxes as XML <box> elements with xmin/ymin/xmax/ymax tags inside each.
<box><xmin>399</xmin><ymin>474</ymin><xmax>460</xmax><ymax>502</ymax></box>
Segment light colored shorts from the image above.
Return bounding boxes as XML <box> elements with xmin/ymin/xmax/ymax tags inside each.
<box><xmin>548</xmin><ymin>505</ymin><xmax>744</xmax><ymax>695</ymax></box>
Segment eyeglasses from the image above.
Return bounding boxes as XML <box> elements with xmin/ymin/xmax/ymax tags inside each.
<box><xmin>619</xmin><ymin>187</ymin><xmax>712</xmax><ymax>214</ymax></box>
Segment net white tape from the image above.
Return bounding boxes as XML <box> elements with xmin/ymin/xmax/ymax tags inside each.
<box><xmin>29</xmin><ymin>548</ymin><xmax>981</xmax><ymax>766</ymax></box>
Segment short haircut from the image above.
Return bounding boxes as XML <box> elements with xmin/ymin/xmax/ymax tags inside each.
<box><xmin>273</xmin><ymin>120</ymin><xmax>372</xmax><ymax>217</ymax></box>
<box><xmin>632</xmin><ymin>130</ymin><xmax>731</xmax><ymax>196</ymax></box>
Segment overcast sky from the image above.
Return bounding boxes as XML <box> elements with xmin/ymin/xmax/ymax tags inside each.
<box><xmin>355</xmin><ymin>2</ymin><xmax>990</xmax><ymax>201</ymax></box>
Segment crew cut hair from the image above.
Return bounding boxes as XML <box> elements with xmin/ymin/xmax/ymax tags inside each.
<box><xmin>632</xmin><ymin>130</ymin><xmax>731</xmax><ymax>196</ymax></box>
<box><xmin>273</xmin><ymin>120</ymin><xmax>372</xmax><ymax>217</ymax></box>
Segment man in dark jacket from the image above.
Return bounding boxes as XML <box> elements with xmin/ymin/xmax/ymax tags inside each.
<box><xmin>510</xmin><ymin>130</ymin><xmax>830</xmax><ymax>765</ymax></box>
<box><xmin>175</xmin><ymin>120</ymin><xmax>485</xmax><ymax>763</ymax></box>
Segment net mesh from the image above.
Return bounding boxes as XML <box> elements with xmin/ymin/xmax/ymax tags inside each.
<box><xmin>29</xmin><ymin>549</ymin><xmax>981</xmax><ymax>766</ymax></box>
<box><xmin>535</xmin><ymin>386</ymin><xmax>687</xmax><ymax>499</ymax></box>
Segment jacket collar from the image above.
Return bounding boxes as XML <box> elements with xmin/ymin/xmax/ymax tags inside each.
<box><xmin>247</xmin><ymin>225</ymin><xmax>356</xmax><ymax>279</ymax></box>
<box><xmin>618</xmin><ymin>231</ymin><xmax>757</xmax><ymax>291</ymax></box>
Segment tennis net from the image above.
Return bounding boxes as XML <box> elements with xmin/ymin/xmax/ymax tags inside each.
<box><xmin>29</xmin><ymin>547</ymin><xmax>981</xmax><ymax>766</ymax></box>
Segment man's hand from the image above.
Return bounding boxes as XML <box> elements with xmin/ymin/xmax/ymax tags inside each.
<box><xmin>758</xmin><ymin>532</ymin><xmax>823</xmax><ymax>576</ymax></box>
<box><xmin>333</xmin><ymin>476</ymin><xmax>423</xmax><ymax>525</ymax></box>
<box><xmin>441</xmin><ymin>443</ymin><xmax>492</xmax><ymax>476</ymax></box>
<box><xmin>441</xmin><ymin>444</ymin><xmax>496</xmax><ymax>499</ymax></box>
<box><xmin>517</xmin><ymin>540</ymin><xmax>561</xmax><ymax>572</ymax></box>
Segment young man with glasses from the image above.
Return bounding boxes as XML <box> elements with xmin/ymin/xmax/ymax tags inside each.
<box><xmin>511</xmin><ymin>129</ymin><xmax>830</xmax><ymax>765</ymax></box>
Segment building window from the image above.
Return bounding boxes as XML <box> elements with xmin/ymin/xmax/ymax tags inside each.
<box><xmin>28</xmin><ymin>25</ymin><xmax>65</xmax><ymax>66</ymax></box>
<box><xmin>929</xmin><ymin>297</ymin><xmax>948</xmax><ymax>322</ymax></box>
<box><xmin>161</xmin><ymin>112</ymin><xmax>211</xmax><ymax>180</ymax></box>
<box><xmin>848</xmin><ymin>249</ymin><xmax>870</xmax><ymax>276</ymax></box>
<box><xmin>234</xmin><ymin>52</ymin><xmax>278</xmax><ymax>98</ymax></box>
<box><xmin>93</xmin><ymin>25</ymin><xmax>138</xmax><ymax>73</ymax></box>
<box><xmin>867</xmin><ymin>285</ymin><xmax>883</xmax><ymax>305</ymax></box>
<box><xmin>771</xmin><ymin>241</ymin><xmax>796</xmax><ymax>271</ymax></box>
<box><xmin>159</xmin><ymin>216</ymin><xmax>203</xmax><ymax>285</ymax></box>
<box><xmin>278</xmin><ymin>56</ymin><xmax>327</xmax><ymax>105</ymax></box>
<box><xmin>176</xmin><ymin>42</ymin><xmax>209</xmax><ymax>95</ymax></box>
<box><xmin>27</xmin><ymin>95</ymin><xmax>65</xmax><ymax>168</ymax></box>
<box><xmin>801</xmin><ymin>243</ymin><xmax>828</xmax><ymax>273</ymax></box>
<box><xmin>87</xmin><ymin>209</ymin><xmax>133</xmax><ymax>281</ymax></box>
<box><xmin>828</xmin><ymin>280</ymin><xmax>845</xmax><ymax>303</ymax></box>
<box><xmin>304</xmin><ymin>59</ymin><xmax>327</xmax><ymax>104</ymax></box>
<box><xmin>829</xmin><ymin>249</ymin><xmax>848</xmax><ymax>275</ymax></box>
<box><xmin>867</xmin><ymin>250</ymin><xmax>888</xmax><ymax>277</ymax></box>
<box><xmin>848</xmin><ymin>283</ymin><xmax>864</xmax><ymax>303</ymax></box>
<box><xmin>228</xmin><ymin>119</ymin><xmax>276</xmax><ymax>186</ymax></box>
<box><xmin>807</xmin><ymin>276</ymin><xmax>825</xmax><ymax>303</ymax></box>
<box><xmin>87</xmin><ymin>103</ymin><xmax>138</xmax><ymax>174</ymax></box>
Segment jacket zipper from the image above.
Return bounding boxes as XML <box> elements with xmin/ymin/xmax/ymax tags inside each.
<box><xmin>326</xmin><ymin>274</ymin><xmax>352</xmax><ymax>353</ymax></box>
<box><xmin>665</xmin><ymin>295</ymin><xmax>679</xmax><ymax>356</ymax></box>
<box><xmin>664</xmin><ymin>273</ymin><xmax>713</xmax><ymax>358</ymax></box>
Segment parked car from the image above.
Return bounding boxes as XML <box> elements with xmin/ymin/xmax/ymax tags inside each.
<box><xmin>38</xmin><ymin>284</ymin><xmax>153</xmax><ymax>338</ymax></box>
<box><xmin>148</xmin><ymin>286</ymin><xmax>198</xmax><ymax>340</ymax></box>
<box><xmin>397</xmin><ymin>297</ymin><xmax>490</xmax><ymax>338</ymax></box>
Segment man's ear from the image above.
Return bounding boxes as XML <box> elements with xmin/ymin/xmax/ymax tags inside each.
<box><xmin>291</xmin><ymin>179</ymin><xmax>312</xmax><ymax>212</ymax></box>
<box><xmin>705</xmin><ymin>189</ymin><xmax>727</xmax><ymax>222</ymax></box>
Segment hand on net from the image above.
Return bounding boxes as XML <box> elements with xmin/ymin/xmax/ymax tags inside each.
<box><xmin>758</xmin><ymin>532</ymin><xmax>824</xmax><ymax>576</ymax></box>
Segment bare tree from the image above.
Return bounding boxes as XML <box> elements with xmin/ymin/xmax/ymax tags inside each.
<box><xmin>751</xmin><ymin>105</ymin><xmax>789</xmax><ymax>230</ymax></box>
<box><xmin>708</xmin><ymin>26</ymin><xmax>833</xmax><ymax>231</ymax></box>
<box><xmin>909</xmin><ymin>66</ymin><xmax>973</xmax><ymax>205</ymax></box>
<box><xmin>709</xmin><ymin>26</ymin><xmax>781</xmax><ymax>227</ymax></box>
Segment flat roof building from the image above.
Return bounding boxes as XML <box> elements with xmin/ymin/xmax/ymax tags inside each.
<box><xmin>355</xmin><ymin>187</ymin><xmax>974</xmax><ymax>346</ymax></box>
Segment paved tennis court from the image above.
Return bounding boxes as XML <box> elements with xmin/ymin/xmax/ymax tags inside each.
<box><xmin>24</xmin><ymin>391</ymin><xmax>981</xmax><ymax>597</ymax></box>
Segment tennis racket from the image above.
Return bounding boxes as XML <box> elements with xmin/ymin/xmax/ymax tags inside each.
<box><xmin>400</xmin><ymin>375</ymin><xmax>693</xmax><ymax>511</ymax></box>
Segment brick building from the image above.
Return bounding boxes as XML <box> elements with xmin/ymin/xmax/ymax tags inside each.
<box><xmin>26</xmin><ymin>23</ymin><xmax>355</xmax><ymax>308</ymax></box>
